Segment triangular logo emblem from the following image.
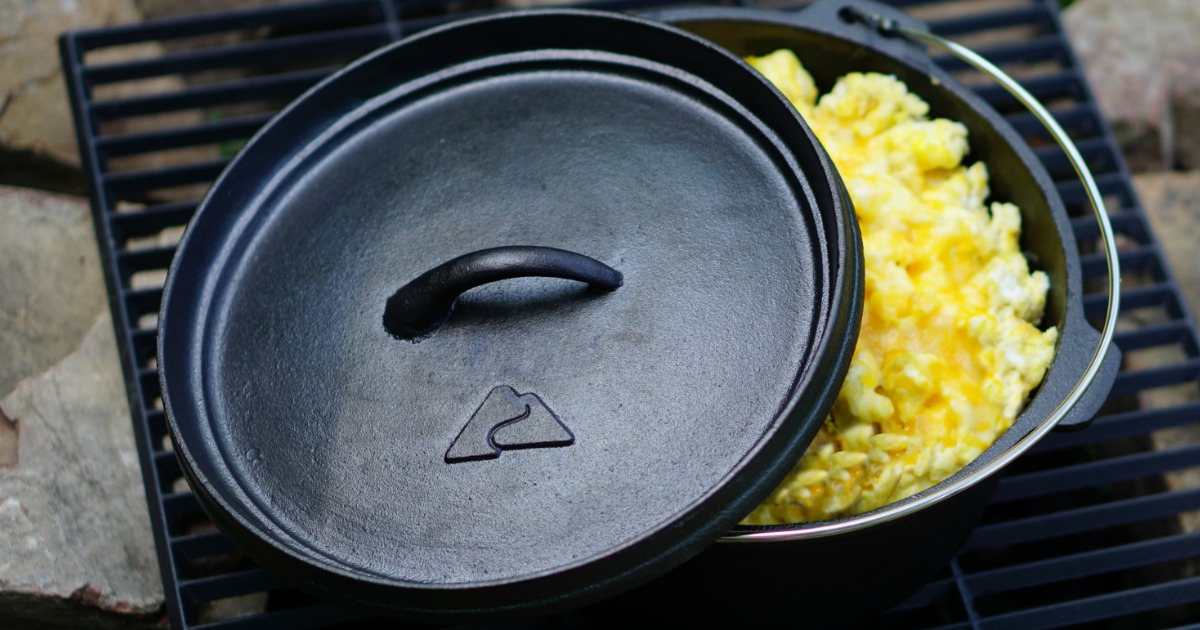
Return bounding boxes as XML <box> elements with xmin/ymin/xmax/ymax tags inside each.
<box><xmin>445</xmin><ymin>386</ymin><xmax>574</xmax><ymax>463</ymax></box>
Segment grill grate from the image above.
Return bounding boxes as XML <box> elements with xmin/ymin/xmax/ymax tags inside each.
<box><xmin>59</xmin><ymin>0</ymin><xmax>1200</xmax><ymax>627</ymax></box>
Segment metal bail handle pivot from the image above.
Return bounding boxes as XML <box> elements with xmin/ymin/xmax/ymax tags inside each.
<box><xmin>730</xmin><ymin>7</ymin><xmax>1123</xmax><ymax>542</ymax></box>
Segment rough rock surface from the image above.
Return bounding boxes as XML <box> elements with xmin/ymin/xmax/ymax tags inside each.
<box><xmin>1132</xmin><ymin>171</ymin><xmax>1200</xmax><ymax>320</ymax></box>
<box><xmin>0</xmin><ymin>184</ymin><xmax>164</xmax><ymax>626</ymax></box>
<box><xmin>1063</xmin><ymin>0</ymin><xmax>1200</xmax><ymax>171</ymax></box>
<box><xmin>0</xmin><ymin>312</ymin><xmax>164</xmax><ymax>628</ymax></box>
<box><xmin>0</xmin><ymin>0</ymin><xmax>141</xmax><ymax>166</ymax></box>
<box><xmin>0</xmin><ymin>186</ymin><xmax>107</xmax><ymax>399</ymax></box>
<box><xmin>1</xmin><ymin>0</ymin><xmax>217</xmax><ymax>193</ymax></box>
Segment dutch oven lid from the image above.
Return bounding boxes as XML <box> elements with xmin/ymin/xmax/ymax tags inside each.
<box><xmin>159</xmin><ymin>9</ymin><xmax>860</xmax><ymax>621</ymax></box>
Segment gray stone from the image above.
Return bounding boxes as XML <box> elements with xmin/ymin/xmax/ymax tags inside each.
<box><xmin>1132</xmin><ymin>171</ymin><xmax>1200</xmax><ymax>321</ymax></box>
<box><xmin>1063</xmin><ymin>0</ymin><xmax>1200</xmax><ymax>171</ymax></box>
<box><xmin>0</xmin><ymin>184</ymin><xmax>165</xmax><ymax>626</ymax></box>
<box><xmin>1</xmin><ymin>0</ymin><xmax>217</xmax><ymax>192</ymax></box>
<box><xmin>0</xmin><ymin>311</ymin><xmax>164</xmax><ymax>628</ymax></box>
<box><xmin>0</xmin><ymin>186</ymin><xmax>107</xmax><ymax>399</ymax></box>
<box><xmin>0</xmin><ymin>406</ymin><xmax>16</xmax><ymax>469</ymax></box>
<box><xmin>0</xmin><ymin>0</ymin><xmax>142</xmax><ymax>166</ymax></box>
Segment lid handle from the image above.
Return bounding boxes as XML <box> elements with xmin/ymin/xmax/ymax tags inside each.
<box><xmin>384</xmin><ymin>246</ymin><xmax>623</xmax><ymax>339</ymax></box>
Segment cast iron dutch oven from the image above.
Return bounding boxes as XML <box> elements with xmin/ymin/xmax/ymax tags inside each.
<box><xmin>158</xmin><ymin>0</ymin><xmax>1120</xmax><ymax>625</ymax></box>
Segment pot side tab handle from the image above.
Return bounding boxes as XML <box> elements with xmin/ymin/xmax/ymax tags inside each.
<box><xmin>1053</xmin><ymin>318</ymin><xmax>1122</xmax><ymax>431</ymax></box>
<box><xmin>384</xmin><ymin>246</ymin><xmax>623</xmax><ymax>339</ymax></box>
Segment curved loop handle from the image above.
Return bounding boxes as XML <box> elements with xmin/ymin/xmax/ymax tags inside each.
<box><xmin>384</xmin><ymin>246</ymin><xmax>623</xmax><ymax>339</ymax></box>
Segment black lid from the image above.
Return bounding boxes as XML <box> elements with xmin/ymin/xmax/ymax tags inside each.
<box><xmin>159</xmin><ymin>9</ymin><xmax>861</xmax><ymax>622</ymax></box>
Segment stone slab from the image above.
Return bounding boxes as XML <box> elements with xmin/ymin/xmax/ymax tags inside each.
<box><xmin>1132</xmin><ymin>171</ymin><xmax>1200</xmax><ymax>320</ymax></box>
<box><xmin>0</xmin><ymin>0</ymin><xmax>141</xmax><ymax>166</ymax></box>
<box><xmin>1063</xmin><ymin>0</ymin><xmax>1200</xmax><ymax>171</ymax></box>
<box><xmin>0</xmin><ymin>311</ymin><xmax>164</xmax><ymax>628</ymax></box>
<box><xmin>0</xmin><ymin>183</ymin><xmax>164</xmax><ymax>626</ymax></box>
<box><xmin>1</xmin><ymin>0</ymin><xmax>218</xmax><ymax>195</ymax></box>
<box><xmin>0</xmin><ymin>186</ymin><xmax>107</xmax><ymax>399</ymax></box>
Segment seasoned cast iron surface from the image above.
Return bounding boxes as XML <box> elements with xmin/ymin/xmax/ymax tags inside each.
<box><xmin>206</xmin><ymin>65</ymin><xmax>819</xmax><ymax>582</ymax></box>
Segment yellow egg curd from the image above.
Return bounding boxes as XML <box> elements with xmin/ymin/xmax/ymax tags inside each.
<box><xmin>741</xmin><ymin>50</ymin><xmax>1058</xmax><ymax>524</ymax></box>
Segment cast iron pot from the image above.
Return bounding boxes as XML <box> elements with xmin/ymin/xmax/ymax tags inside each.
<box><xmin>593</xmin><ymin>1</ymin><xmax>1121</xmax><ymax>626</ymax></box>
<box><xmin>157</xmin><ymin>0</ymin><xmax>1121</xmax><ymax>625</ymax></box>
<box><xmin>159</xmin><ymin>7</ymin><xmax>865</xmax><ymax>624</ymax></box>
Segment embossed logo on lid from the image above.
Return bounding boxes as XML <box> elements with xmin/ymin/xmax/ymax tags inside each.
<box><xmin>445</xmin><ymin>386</ymin><xmax>574</xmax><ymax>463</ymax></box>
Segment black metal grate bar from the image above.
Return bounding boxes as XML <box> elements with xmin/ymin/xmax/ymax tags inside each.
<box><xmin>931</xmin><ymin>34</ymin><xmax>1066</xmax><ymax>70</ymax></box>
<box><xmin>1112</xmin><ymin>360</ymin><xmax>1200</xmax><ymax>396</ymax></box>
<box><xmin>968</xmin><ymin>488</ymin><xmax>1200</xmax><ymax>549</ymax></box>
<box><xmin>994</xmin><ymin>444</ymin><xmax>1200</xmax><ymax>502</ymax></box>
<box><xmin>1032</xmin><ymin>402</ymin><xmax>1200</xmax><ymax>454</ymax></box>
<box><xmin>104</xmin><ymin>159</ymin><xmax>231</xmax><ymax>196</ymax></box>
<box><xmin>98</xmin><ymin>114</ymin><xmax>273</xmax><ymax>158</ymax></box>
<box><xmin>110</xmin><ymin>201</ymin><xmax>200</xmax><ymax>239</ymax></box>
<box><xmin>58</xmin><ymin>0</ymin><xmax>1200</xmax><ymax>627</ymax></box>
<box><xmin>980</xmin><ymin>576</ymin><xmax>1200</xmax><ymax>630</ymax></box>
<box><xmin>70</xmin><ymin>0</ymin><xmax>388</xmax><ymax>50</ymax></box>
<box><xmin>192</xmin><ymin>605</ymin><xmax>365</xmax><ymax>630</ymax></box>
<box><xmin>84</xmin><ymin>24</ymin><xmax>392</xmax><ymax>85</ymax></box>
<box><xmin>965</xmin><ymin>532</ymin><xmax>1200</xmax><ymax>594</ymax></box>
<box><xmin>90</xmin><ymin>66</ymin><xmax>335</xmax><ymax>122</ymax></box>
<box><xmin>1006</xmin><ymin>103</ymin><xmax>1103</xmax><ymax>141</ymax></box>
<box><xmin>927</xmin><ymin>4</ymin><xmax>1052</xmax><ymax>37</ymax></box>
<box><xmin>179</xmin><ymin>569</ymin><xmax>286</xmax><ymax>603</ymax></box>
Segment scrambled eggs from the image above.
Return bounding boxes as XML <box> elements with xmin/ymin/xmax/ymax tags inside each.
<box><xmin>741</xmin><ymin>50</ymin><xmax>1058</xmax><ymax>524</ymax></box>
